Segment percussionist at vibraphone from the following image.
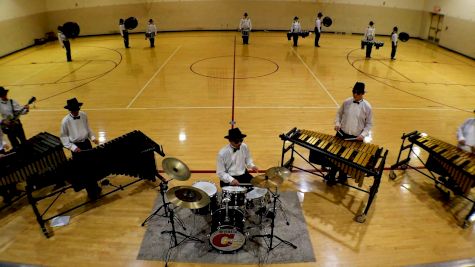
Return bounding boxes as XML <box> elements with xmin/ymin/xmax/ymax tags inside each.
<box><xmin>310</xmin><ymin>82</ymin><xmax>373</xmax><ymax>184</ymax></box>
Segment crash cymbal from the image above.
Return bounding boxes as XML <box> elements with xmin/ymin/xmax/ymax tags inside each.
<box><xmin>251</xmin><ymin>174</ymin><xmax>283</xmax><ymax>189</ymax></box>
<box><xmin>265</xmin><ymin>166</ymin><xmax>291</xmax><ymax>180</ymax></box>
<box><xmin>162</xmin><ymin>157</ymin><xmax>191</xmax><ymax>181</ymax></box>
<box><xmin>166</xmin><ymin>186</ymin><xmax>210</xmax><ymax>209</ymax></box>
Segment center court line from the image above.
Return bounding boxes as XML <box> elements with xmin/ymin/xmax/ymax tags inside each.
<box><xmin>292</xmin><ymin>48</ymin><xmax>339</xmax><ymax>107</ymax></box>
<box><xmin>126</xmin><ymin>45</ymin><xmax>182</xmax><ymax>109</ymax></box>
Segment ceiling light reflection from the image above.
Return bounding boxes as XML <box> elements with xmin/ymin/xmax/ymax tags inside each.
<box><xmin>179</xmin><ymin>132</ymin><xmax>187</xmax><ymax>142</ymax></box>
<box><xmin>98</xmin><ymin>131</ymin><xmax>106</xmax><ymax>144</ymax></box>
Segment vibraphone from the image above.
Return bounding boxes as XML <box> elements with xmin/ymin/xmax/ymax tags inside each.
<box><xmin>390</xmin><ymin>131</ymin><xmax>475</xmax><ymax>228</ymax></box>
<box><xmin>280</xmin><ymin>128</ymin><xmax>388</xmax><ymax>222</ymax></box>
<box><xmin>0</xmin><ymin>130</ymin><xmax>165</xmax><ymax>237</ymax></box>
<box><xmin>361</xmin><ymin>40</ymin><xmax>384</xmax><ymax>49</ymax></box>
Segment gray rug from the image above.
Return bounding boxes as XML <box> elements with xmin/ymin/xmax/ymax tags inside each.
<box><xmin>137</xmin><ymin>191</ymin><xmax>316</xmax><ymax>265</ymax></box>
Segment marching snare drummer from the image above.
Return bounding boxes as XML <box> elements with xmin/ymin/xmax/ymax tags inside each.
<box><xmin>457</xmin><ymin>110</ymin><xmax>475</xmax><ymax>154</ymax></box>
<box><xmin>364</xmin><ymin>21</ymin><xmax>376</xmax><ymax>58</ymax></box>
<box><xmin>239</xmin><ymin>12</ymin><xmax>252</xmax><ymax>45</ymax></box>
<box><xmin>119</xmin><ymin>18</ymin><xmax>130</xmax><ymax>48</ymax></box>
<box><xmin>145</xmin><ymin>19</ymin><xmax>157</xmax><ymax>48</ymax></box>
<box><xmin>217</xmin><ymin>128</ymin><xmax>259</xmax><ymax>188</ymax></box>
<box><xmin>290</xmin><ymin>16</ymin><xmax>302</xmax><ymax>47</ymax></box>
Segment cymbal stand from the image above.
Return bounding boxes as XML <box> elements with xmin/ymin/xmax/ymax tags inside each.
<box><xmin>141</xmin><ymin>177</ymin><xmax>185</xmax><ymax>230</ymax></box>
<box><xmin>273</xmin><ymin>193</ymin><xmax>290</xmax><ymax>226</ymax></box>
<box><xmin>251</xmin><ymin>187</ymin><xmax>297</xmax><ymax>252</ymax></box>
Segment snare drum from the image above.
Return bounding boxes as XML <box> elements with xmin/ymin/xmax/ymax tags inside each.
<box><xmin>210</xmin><ymin>207</ymin><xmax>246</xmax><ymax>253</ymax></box>
<box><xmin>192</xmin><ymin>181</ymin><xmax>218</xmax><ymax>215</ymax></box>
<box><xmin>222</xmin><ymin>186</ymin><xmax>247</xmax><ymax>207</ymax></box>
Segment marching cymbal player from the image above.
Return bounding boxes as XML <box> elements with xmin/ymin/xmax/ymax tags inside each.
<box><xmin>457</xmin><ymin>110</ymin><xmax>475</xmax><ymax>154</ymax></box>
<box><xmin>217</xmin><ymin>128</ymin><xmax>259</xmax><ymax>188</ymax></box>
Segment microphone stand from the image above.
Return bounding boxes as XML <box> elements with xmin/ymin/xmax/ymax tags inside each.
<box><xmin>251</xmin><ymin>187</ymin><xmax>297</xmax><ymax>252</ymax></box>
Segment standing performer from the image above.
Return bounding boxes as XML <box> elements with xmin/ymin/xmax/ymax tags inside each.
<box><xmin>363</xmin><ymin>21</ymin><xmax>376</xmax><ymax>58</ymax></box>
<box><xmin>314</xmin><ymin>12</ymin><xmax>323</xmax><ymax>47</ymax></box>
<box><xmin>0</xmin><ymin>86</ymin><xmax>30</xmax><ymax>150</ymax></box>
<box><xmin>57</xmin><ymin>26</ymin><xmax>72</xmax><ymax>62</ymax></box>
<box><xmin>60</xmin><ymin>98</ymin><xmax>102</xmax><ymax>199</ymax></box>
<box><xmin>119</xmin><ymin>18</ymin><xmax>130</xmax><ymax>48</ymax></box>
<box><xmin>457</xmin><ymin>110</ymin><xmax>475</xmax><ymax>154</ymax></box>
<box><xmin>391</xmin><ymin>26</ymin><xmax>398</xmax><ymax>60</ymax></box>
<box><xmin>146</xmin><ymin>19</ymin><xmax>157</xmax><ymax>48</ymax></box>
<box><xmin>290</xmin><ymin>16</ymin><xmax>302</xmax><ymax>47</ymax></box>
<box><xmin>239</xmin><ymin>12</ymin><xmax>252</xmax><ymax>45</ymax></box>
<box><xmin>217</xmin><ymin>128</ymin><xmax>259</xmax><ymax>188</ymax></box>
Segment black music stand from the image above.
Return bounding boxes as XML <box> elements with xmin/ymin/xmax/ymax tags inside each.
<box><xmin>251</xmin><ymin>187</ymin><xmax>297</xmax><ymax>252</ymax></box>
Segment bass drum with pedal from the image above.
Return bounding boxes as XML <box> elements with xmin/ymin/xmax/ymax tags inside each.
<box><xmin>209</xmin><ymin>207</ymin><xmax>246</xmax><ymax>253</ymax></box>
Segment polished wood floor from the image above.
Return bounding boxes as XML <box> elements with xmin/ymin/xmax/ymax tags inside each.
<box><xmin>0</xmin><ymin>32</ymin><xmax>474</xmax><ymax>267</ymax></box>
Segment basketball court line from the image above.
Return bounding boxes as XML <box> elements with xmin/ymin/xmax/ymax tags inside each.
<box><xmin>292</xmin><ymin>48</ymin><xmax>339</xmax><ymax>107</ymax></box>
<box><xmin>126</xmin><ymin>45</ymin><xmax>182</xmax><ymax>109</ymax></box>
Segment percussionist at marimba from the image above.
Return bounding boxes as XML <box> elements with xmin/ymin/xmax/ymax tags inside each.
<box><xmin>457</xmin><ymin>109</ymin><xmax>475</xmax><ymax>154</ymax></box>
<box><xmin>216</xmin><ymin>128</ymin><xmax>259</xmax><ymax>188</ymax></box>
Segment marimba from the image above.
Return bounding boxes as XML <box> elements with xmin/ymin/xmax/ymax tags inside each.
<box><xmin>280</xmin><ymin>127</ymin><xmax>388</xmax><ymax>222</ymax></box>
<box><xmin>390</xmin><ymin>131</ymin><xmax>475</xmax><ymax>228</ymax></box>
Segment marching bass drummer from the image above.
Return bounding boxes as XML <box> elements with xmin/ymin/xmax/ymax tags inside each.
<box><xmin>239</xmin><ymin>12</ymin><xmax>252</xmax><ymax>45</ymax></box>
<box><xmin>119</xmin><ymin>18</ymin><xmax>130</xmax><ymax>48</ymax></box>
<box><xmin>217</xmin><ymin>128</ymin><xmax>259</xmax><ymax>188</ymax></box>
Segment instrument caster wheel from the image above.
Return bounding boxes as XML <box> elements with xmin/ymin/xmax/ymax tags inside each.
<box><xmin>355</xmin><ymin>214</ymin><xmax>366</xmax><ymax>223</ymax></box>
<box><xmin>389</xmin><ymin>170</ymin><xmax>396</xmax><ymax>180</ymax></box>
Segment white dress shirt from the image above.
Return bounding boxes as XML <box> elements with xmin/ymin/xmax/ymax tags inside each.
<box><xmin>147</xmin><ymin>24</ymin><xmax>157</xmax><ymax>38</ymax></box>
<box><xmin>119</xmin><ymin>24</ymin><xmax>126</xmax><ymax>36</ymax></box>
<box><xmin>364</xmin><ymin>26</ymin><xmax>375</xmax><ymax>41</ymax></box>
<box><xmin>0</xmin><ymin>99</ymin><xmax>28</xmax><ymax>121</ymax></box>
<box><xmin>58</xmin><ymin>31</ymin><xmax>68</xmax><ymax>47</ymax></box>
<box><xmin>60</xmin><ymin>111</ymin><xmax>96</xmax><ymax>151</ymax></box>
<box><xmin>335</xmin><ymin>97</ymin><xmax>373</xmax><ymax>137</ymax></box>
<box><xmin>290</xmin><ymin>21</ymin><xmax>302</xmax><ymax>33</ymax></box>
<box><xmin>216</xmin><ymin>143</ymin><xmax>256</xmax><ymax>183</ymax></box>
<box><xmin>392</xmin><ymin>32</ymin><xmax>398</xmax><ymax>45</ymax></box>
<box><xmin>315</xmin><ymin>18</ymin><xmax>322</xmax><ymax>33</ymax></box>
<box><xmin>457</xmin><ymin>118</ymin><xmax>475</xmax><ymax>153</ymax></box>
<box><xmin>0</xmin><ymin>130</ymin><xmax>4</xmax><ymax>150</ymax></box>
<box><xmin>239</xmin><ymin>18</ymin><xmax>252</xmax><ymax>31</ymax></box>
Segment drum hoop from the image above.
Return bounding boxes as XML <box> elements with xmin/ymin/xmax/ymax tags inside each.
<box><xmin>222</xmin><ymin>186</ymin><xmax>247</xmax><ymax>193</ymax></box>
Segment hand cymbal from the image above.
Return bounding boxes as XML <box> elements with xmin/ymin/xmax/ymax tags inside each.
<box><xmin>162</xmin><ymin>157</ymin><xmax>191</xmax><ymax>181</ymax></box>
<box><xmin>251</xmin><ymin>174</ymin><xmax>283</xmax><ymax>189</ymax></box>
<box><xmin>265</xmin><ymin>166</ymin><xmax>291</xmax><ymax>180</ymax></box>
<box><xmin>166</xmin><ymin>186</ymin><xmax>210</xmax><ymax>209</ymax></box>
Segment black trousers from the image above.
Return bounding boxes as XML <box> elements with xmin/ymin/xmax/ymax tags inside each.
<box><xmin>220</xmin><ymin>170</ymin><xmax>253</xmax><ymax>188</ymax></box>
<box><xmin>314</xmin><ymin>31</ymin><xmax>321</xmax><ymax>46</ymax></box>
<box><xmin>391</xmin><ymin>43</ymin><xmax>397</xmax><ymax>59</ymax></box>
<box><xmin>149</xmin><ymin>37</ymin><xmax>155</xmax><ymax>48</ymax></box>
<box><xmin>365</xmin><ymin>43</ymin><xmax>373</xmax><ymax>58</ymax></box>
<box><xmin>72</xmin><ymin>140</ymin><xmax>101</xmax><ymax>199</ymax></box>
<box><xmin>123</xmin><ymin>31</ymin><xmax>129</xmax><ymax>48</ymax></box>
<box><xmin>242</xmin><ymin>30</ymin><xmax>249</xmax><ymax>44</ymax></box>
<box><xmin>292</xmin><ymin>33</ymin><xmax>299</xmax><ymax>47</ymax></box>
<box><xmin>63</xmin><ymin>40</ymin><xmax>72</xmax><ymax>61</ymax></box>
<box><xmin>4</xmin><ymin>122</ymin><xmax>27</xmax><ymax>150</ymax></box>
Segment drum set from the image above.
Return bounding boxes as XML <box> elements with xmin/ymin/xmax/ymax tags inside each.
<box><xmin>142</xmin><ymin>158</ymin><xmax>296</xmax><ymax>254</ymax></box>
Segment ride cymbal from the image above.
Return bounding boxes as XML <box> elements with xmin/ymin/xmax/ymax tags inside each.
<box><xmin>251</xmin><ymin>174</ymin><xmax>283</xmax><ymax>189</ymax></box>
<box><xmin>265</xmin><ymin>166</ymin><xmax>291</xmax><ymax>180</ymax></box>
<box><xmin>166</xmin><ymin>186</ymin><xmax>210</xmax><ymax>209</ymax></box>
<box><xmin>162</xmin><ymin>157</ymin><xmax>191</xmax><ymax>180</ymax></box>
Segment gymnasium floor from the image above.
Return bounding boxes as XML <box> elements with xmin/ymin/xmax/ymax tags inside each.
<box><xmin>0</xmin><ymin>31</ymin><xmax>474</xmax><ymax>266</ymax></box>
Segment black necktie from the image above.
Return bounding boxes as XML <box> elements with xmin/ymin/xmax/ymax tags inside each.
<box><xmin>353</xmin><ymin>101</ymin><xmax>360</xmax><ymax>104</ymax></box>
<box><xmin>233</xmin><ymin>147</ymin><xmax>240</xmax><ymax>153</ymax></box>
<box><xmin>73</xmin><ymin>116</ymin><xmax>80</xmax><ymax>120</ymax></box>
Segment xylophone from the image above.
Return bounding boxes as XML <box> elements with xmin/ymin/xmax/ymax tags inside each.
<box><xmin>0</xmin><ymin>130</ymin><xmax>165</xmax><ymax>237</ymax></box>
<box><xmin>280</xmin><ymin>127</ymin><xmax>388</xmax><ymax>222</ymax></box>
<box><xmin>390</xmin><ymin>131</ymin><xmax>475</xmax><ymax>228</ymax></box>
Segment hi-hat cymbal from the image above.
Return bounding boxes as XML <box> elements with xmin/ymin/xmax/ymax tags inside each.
<box><xmin>162</xmin><ymin>157</ymin><xmax>191</xmax><ymax>181</ymax></box>
<box><xmin>251</xmin><ymin>174</ymin><xmax>283</xmax><ymax>189</ymax></box>
<box><xmin>166</xmin><ymin>186</ymin><xmax>210</xmax><ymax>209</ymax></box>
<box><xmin>265</xmin><ymin>166</ymin><xmax>291</xmax><ymax>180</ymax></box>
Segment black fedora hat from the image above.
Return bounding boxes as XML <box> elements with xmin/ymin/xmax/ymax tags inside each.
<box><xmin>0</xmin><ymin>86</ymin><xmax>8</xmax><ymax>96</ymax></box>
<box><xmin>64</xmin><ymin>97</ymin><xmax>83</xmax><ymax>110</ymax></box>
<box><xmin>225</xmin><ymin>128</ymin><xmax>247</xmax><ymax>140</ymax></box>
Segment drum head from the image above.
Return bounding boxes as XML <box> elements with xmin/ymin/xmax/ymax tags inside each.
<box><xmin>245</xmin><ymin>187</ymin><xmax>267</xmax><ymax>200</ymax></box>
<box><xmin>124</xmin><ymin>17</ymin><xmax>138</xmax><ymax>30</ymax></box>
<box><xmin>399</xmin><ymin>32</ymin><xmax>410</xmax><ymax>42</ymax></box>
<box><xmin>222</xmin><ymin>186</ymin><xmax>247</xmax><ymax>193</ymax></box>
<box><xmin>209</xmin><ymin>225</ymin><xmax>246</xmax><ymax>252</ymax></box>
<box><xmin>192</xmin><ymin>181</ymin><xmax>217</xmax><ymax>196</ymax></box>
<box><xmin>62</xmin><ymin>22</ymin><xmax>80</xmax><ymax>38</ymax></box>
<box><xmin>322</xmin><ymin>16</ymin><xmax>332</xmax><ymax>27</ymax></box>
